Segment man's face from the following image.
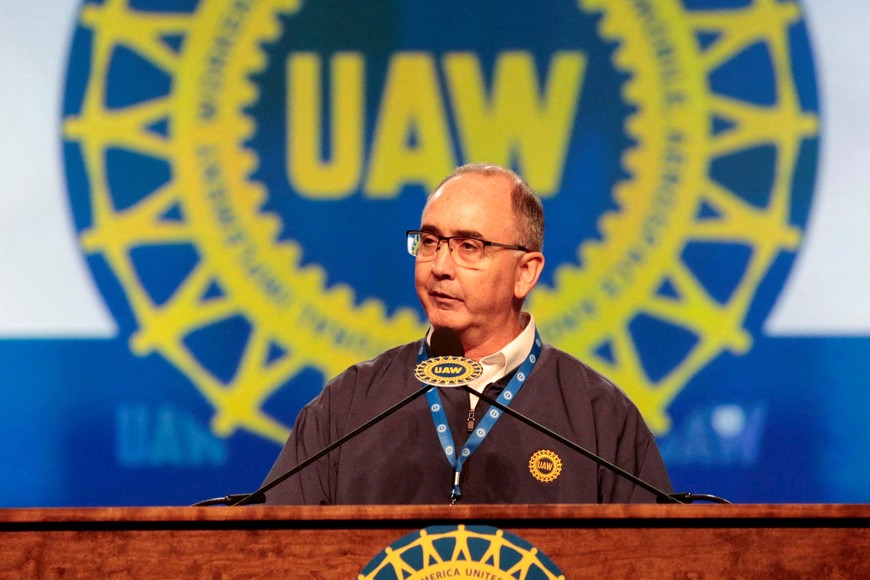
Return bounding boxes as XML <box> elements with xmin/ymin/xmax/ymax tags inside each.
<box><xmin>414</xmin><ymin>173</ymin><xmax>535</xmax><ymax>354</ymax></box>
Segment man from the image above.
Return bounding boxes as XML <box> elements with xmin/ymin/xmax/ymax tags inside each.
<box><xmin>262</xmin><ymin>163</ymin><xmax>672</xmax><ymax>504</ymax></box>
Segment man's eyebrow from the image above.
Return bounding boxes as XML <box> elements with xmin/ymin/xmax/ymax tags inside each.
<box><xmin>453</xmin><ymin>229</ymin><xmax>484</xmax><ymax>239</ymax></box>
<box><xmin>419</xmin><ymin>225</ymin><xmax>484</xmax><ymax>239</ymax></box>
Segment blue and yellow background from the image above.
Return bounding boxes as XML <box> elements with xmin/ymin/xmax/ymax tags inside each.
<box><xmin>1</xmin><ymin>0</ymin><xmax>869</xmax><ymax>506</ymax></box>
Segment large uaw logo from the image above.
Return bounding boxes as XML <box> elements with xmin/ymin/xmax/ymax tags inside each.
<box><xmin>63</xmin><ymin>0</ymin><xmax>817</xmax><ymax>442</ymax></box>
<box><xmin>359</xmin><ymin>525</ymin><xmax>565</xmax><ymax>579</ymax></box>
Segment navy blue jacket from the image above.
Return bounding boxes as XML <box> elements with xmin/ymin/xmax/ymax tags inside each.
<box><xmin>263</xmin><ymin>340</ymin><xmax>672</xmax><ymax>504</ymax></box>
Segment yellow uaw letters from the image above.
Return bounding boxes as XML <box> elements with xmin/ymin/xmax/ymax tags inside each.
<box><xmin>364</xmin><ymin>53</ymin><xmax>455</xmax><ymax>196</ymax></box>
<box><xmin>445</xmin><ymin>51</ymin><xmax>586</xmax><ymax>196</ymax></box>
<box><xmin>286</xmin><ymin>51</ymin><xmax>587</xmax><ymax>198</ymax></box>
<box><xmin>287</xmin><ymin>53</ymin><xmax>364</xmax><ymax>197</ymax></box>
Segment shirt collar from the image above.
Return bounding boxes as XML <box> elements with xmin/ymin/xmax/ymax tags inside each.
<box><xmin>478</xmin><ymin>312</ymin><xmax>535</xmax><ymax>376</ymax></box>
<box><xmin>425</xmin><ymin>312</ymin><xmax>536</xmax><ymax>376</ymax></box>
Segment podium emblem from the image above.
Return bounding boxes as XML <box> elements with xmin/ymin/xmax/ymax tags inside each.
<box><xmin>359</xmin><ymin>525</ymin><xmax>565</xmax><ymax>579</ymax></box>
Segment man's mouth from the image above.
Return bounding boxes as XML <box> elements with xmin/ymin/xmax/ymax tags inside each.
<box><xmin>430</xmin><ymin>290</ymin><xmax>460</xmax><ymax>303</ymax></box>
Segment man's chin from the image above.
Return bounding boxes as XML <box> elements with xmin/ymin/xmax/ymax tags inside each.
<box><xmin>426</xmin><ymin>313</ymin><xmax>467</xmax><ymax>335</ymax></box>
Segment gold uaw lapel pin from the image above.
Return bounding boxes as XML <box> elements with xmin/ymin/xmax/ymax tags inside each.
<box><xmin>529</xmin><ymin>449</ymin><xmax>563</xmax><ymax>483</ymax></box>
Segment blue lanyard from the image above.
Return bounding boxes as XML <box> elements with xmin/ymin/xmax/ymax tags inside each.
<box><xmin>418</xmin><ymin>329</ymin><xmax>542</xmax><ymax>503</ymax></box>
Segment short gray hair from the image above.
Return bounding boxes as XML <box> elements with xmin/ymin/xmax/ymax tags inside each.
<box><xmin>432</xmin><ymin>163</ymin><xmax>544</xmax><ymax>252</ymax></box>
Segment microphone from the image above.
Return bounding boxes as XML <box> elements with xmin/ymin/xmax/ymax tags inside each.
<box><xmin>215</xmin><ymin>327</ymin><xmax>473</xmax><ymax>507</ymax></box>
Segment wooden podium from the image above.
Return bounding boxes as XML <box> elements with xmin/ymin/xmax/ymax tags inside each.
<box><xmin>2</xmin><ymin>504</ymin><xmax>868</xmax><ymax>577</ymax></box>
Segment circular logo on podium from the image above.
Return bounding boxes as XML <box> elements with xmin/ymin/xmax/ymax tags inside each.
<box><xmin>359</xmin><ymin>525</ymin><xmax>565</xmax><ymax>579</ymax></box>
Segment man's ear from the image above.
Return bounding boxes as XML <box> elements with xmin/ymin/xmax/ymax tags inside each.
<box><xmin>514</xmin><ymin>252</ymin><xmax>545</xmax><ymax>300</ymax></box>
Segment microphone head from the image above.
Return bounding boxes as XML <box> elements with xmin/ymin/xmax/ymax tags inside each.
<box><xmin>429</xmin><ymin>327</ymin><xmax>465</xmax><ymax>358</ymax></box>
<box><xmin>417</xmin><ymin>327</ymin><xmax>481</xmax><ymax>387</ymax></box>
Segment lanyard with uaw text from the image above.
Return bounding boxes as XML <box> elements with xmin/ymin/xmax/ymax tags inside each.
<box><xmin>418</xmin><ymin>330</ymin><xmax>542</xmax><ymax>503</ymax></box>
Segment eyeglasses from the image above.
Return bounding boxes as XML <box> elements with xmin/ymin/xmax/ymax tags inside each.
<box><xmin>406</xmin><ymin>230</ymin><xmax>529</xmax><ymax>267</ymax></box>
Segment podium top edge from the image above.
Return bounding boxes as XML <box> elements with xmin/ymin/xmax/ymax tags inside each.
<box><xmin>1</xmin><ymin>503</ymin><xmax>869</xmax><ymax>529</ymax></box>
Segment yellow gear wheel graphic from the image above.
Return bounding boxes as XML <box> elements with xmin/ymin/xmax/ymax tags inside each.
<box><xmin>63</xmin><ymin>0</ymin><xmax>817</xmax><ymax>444</ymax></box>
<box><xmin>64</xmin><ymin>0</ymin><xmax>424</xmax><ymax>443</ymax></box>
<box><xmin>359</xmin><ymin>525</ymin><xmax>565</xmax><ymax>580</ymax></box>
<box><xmin>532</xmin><ymin>0</ymin><xmax>817</xmax><ymax>432</ymax></box>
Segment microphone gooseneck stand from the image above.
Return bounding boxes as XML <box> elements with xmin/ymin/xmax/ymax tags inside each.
<box><xmin>192</xmin><ymin>326</ymin><xmax>730</xmax><ymax>506</ymax></box>
<box><xmin>193</xmin><ymin>328</ymin><xmax>468</xmax><ymax>507</ymax></box>
<box><xmin>224</xmin><ymin>381</ymin><xmax>437</xmax><ymax>506</ymax></box>
<box><xmin>462</xmin><ymin>386</ymin><xmax>730</xmax><ymax>505</ymax></box>
<box><xmin>202</xmin><ymin>382</ymin><xmax>730</xmax><ymax>506</ymax></box>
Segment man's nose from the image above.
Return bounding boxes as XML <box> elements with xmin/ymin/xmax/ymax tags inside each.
<box><xmin>431</xmin><ymin>239</ymin><xmax>455</xmax><ymax>275</ymax></box>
